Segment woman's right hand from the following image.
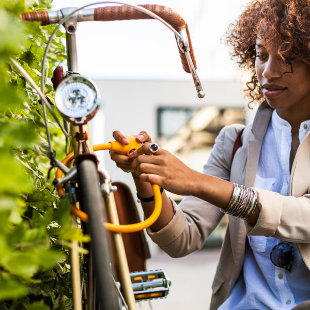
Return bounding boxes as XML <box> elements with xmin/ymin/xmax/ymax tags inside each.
<box><xmin>110</xmin><ymin>130</ymin><xmax>152</xmax><ymax>174</ymax></box>
<box><xmin>111</xmin><ymin>130</ymin><xmax>175</xmax><ymax>232</ymax></box>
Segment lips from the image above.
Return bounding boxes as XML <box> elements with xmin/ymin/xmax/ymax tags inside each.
<box><xmin>262</xmin><ymin>83</ymin><xmax>287</xmax><ymax>98</ymax></box>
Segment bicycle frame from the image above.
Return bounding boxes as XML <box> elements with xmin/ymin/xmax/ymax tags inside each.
<box><xmin>14</xmin><ymin>2</ymin><xmax>206</xmax><ymax>309</ymax></box>
<box><xmin>65</xmin><ymin>23</ymin><xmax>91</xmax><ymax>310</ymax></box>
<box><xmin>61</xmin><ymin>14</ymin><xmax>137</xmax><ymax>310</ymax></box>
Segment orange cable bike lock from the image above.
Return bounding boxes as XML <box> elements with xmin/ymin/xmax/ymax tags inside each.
<box><xmin>55</xmin><ymin>137</ymin><xmax>162</xmax><ymax>233</ymax></box>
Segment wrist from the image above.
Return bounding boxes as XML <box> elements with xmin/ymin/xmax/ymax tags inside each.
<box><xmin>183</xmin><ymin>169</ymin><xmax>205</xmax><ymax>197</ymax></box>
<box><xmin>132</xmin><ymin>175</ymin><xmax>153</xmax><ymax>196</ymax></box>
<box><xmin>137</xmin><ymin>187</ymin><xmax>164</xmax><ymax>203</ymax></box>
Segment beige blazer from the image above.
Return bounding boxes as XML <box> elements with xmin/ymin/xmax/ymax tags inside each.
<box><xmin>148</xmin><ymin>102</ymin><xmax>310</xmax><ymax>309</ymax></box>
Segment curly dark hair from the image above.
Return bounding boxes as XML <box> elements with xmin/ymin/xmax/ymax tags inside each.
<box><xmin>226</xmin><ymin>0</ymin><xmax>310</xmax><ymax>105</ymax></box>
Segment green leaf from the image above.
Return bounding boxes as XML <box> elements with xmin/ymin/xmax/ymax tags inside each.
<box><xmin>8</xmin><ymin>210</ymin><xmax>23</xmax><ymax>224</ymax></box>
<box><xmin>0</xmin><ymin>212</ymin><xmax>12</xmax><ymax>235</ymax></box>
<box><xmin>26</xmin><ymin>189</ymin><xmax>55</xmax><ymax>211</ymax></box>
<box><xmin>2</xmin><ymin>251</ymin><xmax>38</xmax><ymax>278</ymax></box>
<box><xmin>0</xmin><ymin>1</ymin><xmax>71</xmax><ymax>306</ymax></box>
<box><xmin>35</xmin><ymin>248</ymin><xmax>65</xmax><ymax>270</ymax></box>
<box><xmin>0</xmin><ymin>10</ymin><xmax>26</xmax><ymax>56</ymax></box>
<box><xmin>0</xmin><ymin>119</ymin><xmax>38</xmax><ymax>147</ymax></box>
<box><xmin>0</xmin><ymin>196</ymin><xmax>25</xmax><ymax>212</ymax></box>
<box><xmin>26</xmin><ymin>301</ymin><xmax>49</xmax><ymax>310</ymax></box>
<box><xmin>0</xmin><ymin>150</ymin><xmax>33</xmax><ymax>194</ymax></box>
<box><xmin>0</xmin><ymin>235</ymin><xmax>11</xmax><ymax>258</ymax></box>
<box><xmin>58</xmin><ymin>295</ymin><xmax>72</xmax><ymax>310</ymax></box>
<box><xmin>0</xmin><ymin>278</ymin><xmax>27</xmax><ymax>300</ymax></box>
<box><xmin>0</xmin><ymin>85</ymin><xmax>25</xmax><ymax>112</ymax></box>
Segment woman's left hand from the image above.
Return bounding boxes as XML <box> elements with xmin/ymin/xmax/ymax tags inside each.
<box><xmin>129</xmin><ymin>142</ymin><xmax>199</xmax><ymax>196</ymax></box>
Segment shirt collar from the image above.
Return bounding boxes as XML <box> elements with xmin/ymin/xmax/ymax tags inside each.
<box><xmin>272</xmin><ymin>110</ymin><xmax>310</xmax><ymax>143</ymax></box>
<box><xmin>272</xmin><ymin>110</ymin><xmax>291</xmax><ymax>131</ymax></box>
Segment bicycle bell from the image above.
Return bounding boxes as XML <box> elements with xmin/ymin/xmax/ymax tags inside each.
<box><xmin>55</xmin><ymin>74</ymin><xmax>100</xmax><ymax>124</ymax></box>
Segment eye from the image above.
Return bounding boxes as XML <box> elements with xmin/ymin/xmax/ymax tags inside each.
<box><xmin>255</xmin><ymin>53</ymin><xmax>267</xmax><ymax>61</ymax></box>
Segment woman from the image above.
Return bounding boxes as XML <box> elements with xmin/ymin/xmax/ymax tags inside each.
<box><xmin>110</xmin><ymin>0</ymin><xmax>310</xmax><ymax>308</ymax></box>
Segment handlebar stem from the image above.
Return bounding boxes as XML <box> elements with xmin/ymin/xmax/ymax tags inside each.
<box><xmin>62</xmin><ymin>8</ymin><xmax>79</xmax><ymax>72</ymax></box>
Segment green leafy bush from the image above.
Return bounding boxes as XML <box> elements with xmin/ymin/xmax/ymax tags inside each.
<box><xmin>0</xmin><ymin>1</ymin><xmax>85</xmax><ymax>308</ymax></box>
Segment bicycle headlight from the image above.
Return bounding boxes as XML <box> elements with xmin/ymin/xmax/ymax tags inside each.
<box><xmin>55</xmin><ymin>75</ymin><xmax>100</xmax><ymax>124</ymax></box>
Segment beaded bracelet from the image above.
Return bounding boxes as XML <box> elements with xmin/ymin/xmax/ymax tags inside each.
<box><xmin>137</xmin><ymin>187</ymin><xmax>164</xmax><ymax>203</ymax></box>
<box><xmin>221</xmin><ymin>183</ymin><xmax>258</xmax><ymax>220</ymax></box>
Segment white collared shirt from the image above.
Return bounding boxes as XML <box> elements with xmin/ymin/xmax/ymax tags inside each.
<box><xmin>219</xmin><ymin>110</ymin><xmax>310</xmax><ymax>309</ymax></box>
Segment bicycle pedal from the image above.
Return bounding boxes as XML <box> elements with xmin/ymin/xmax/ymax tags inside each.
<box><xmin>130</xmin><ymin>270</ymin><xmax>171</xmax><ymax>301</ymax></box>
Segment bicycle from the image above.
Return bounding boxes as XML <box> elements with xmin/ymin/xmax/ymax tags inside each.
<box><xmin>12</xmin><ymin>2</ymin><xmax>205</xmax><ymax>309</ymax></box>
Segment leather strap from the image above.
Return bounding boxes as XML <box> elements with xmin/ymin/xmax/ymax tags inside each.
<box><xmin>232</xmin><ymin>128</ymin><xmax>244</xmax><ymax>162</ymax></box>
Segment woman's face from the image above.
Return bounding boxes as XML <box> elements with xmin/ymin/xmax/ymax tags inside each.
<box><xmin>255</xmin><ymin>38</ymin><xmax>310</xmax><ymax>124</ymax></box>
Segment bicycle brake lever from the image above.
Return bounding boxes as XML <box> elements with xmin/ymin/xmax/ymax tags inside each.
<box><xmin>177</xmin><ymin>31</ymin><xmax>205</xmax><ymax>99</ymax></box>
<box><xmin>184</xmin><ymin>50</ymin><xmax>205</xmax><ymax>98</ymax></box>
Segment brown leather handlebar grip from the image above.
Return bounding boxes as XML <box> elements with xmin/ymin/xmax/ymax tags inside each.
<box><xmin>94</xmin><ymin>5</ymin><xmax>197</xmax><ymax>73</ymax></box>
<box><xmin>20</xmin><ymin>11</ymin><xmax>50</xmax><ymax>26</ymax></box>
<box><xmin>20</xmin><ymin>5</ymin><xmax>197</xmax><ymax>73</ymax></box>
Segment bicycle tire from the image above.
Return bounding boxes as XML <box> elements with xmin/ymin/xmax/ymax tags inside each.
<box><xmin>77</xmin><ymin>159</ymin><xmax>120</xmax><ymax>310</ymax></box>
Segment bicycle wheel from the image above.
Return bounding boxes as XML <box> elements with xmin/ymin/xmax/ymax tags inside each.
<box><xmin>77</xmin><ymin>159</ymin><xmax>120</xmax><ymax>310</ymax></box>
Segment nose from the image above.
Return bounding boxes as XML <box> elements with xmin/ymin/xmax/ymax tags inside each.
<box><xmin>262</xmin><ymin>55</ymin><xmax>292</xmax><ymax>79</ymax></box>
<box><xmin>262</xmin><ymin>56</ymin><xmax>284</xmax><ymax>80</ymax></box>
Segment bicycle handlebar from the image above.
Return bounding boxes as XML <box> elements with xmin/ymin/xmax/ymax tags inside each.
<box><xmin>20</xmin><ymin>4</ymin><xmax>196</xmax><ymax>73</ymax></box>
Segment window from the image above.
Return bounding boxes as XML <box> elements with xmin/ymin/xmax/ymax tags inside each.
<box><xmin>157</xmin><ymin>105</ymin><xmax>245</xmax><ymax>154</ymax></box>
<box><xmin>157</xmin><ymin>107</ymin><xmax>197</xmax><ymax>140</ymax></box>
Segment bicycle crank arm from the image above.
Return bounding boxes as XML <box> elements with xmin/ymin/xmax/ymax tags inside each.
<box><xmin>129</xmin><ymin>270</ymin><xmax>171</xmax><ymax>301</ymax></box>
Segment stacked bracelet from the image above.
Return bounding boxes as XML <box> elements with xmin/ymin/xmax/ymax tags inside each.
<box><xmin>221</xmin><ymin>183</ymin><xmax>258</xmax><ymax>220</ymax></box>
<box><xmin>137</xmin><ymin>187</ymin><xmax>164</xmax><ymax>203</ymax></box>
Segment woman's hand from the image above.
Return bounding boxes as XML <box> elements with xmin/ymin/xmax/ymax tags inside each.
<box><xmin>109</xmin><ymin>130</ymin><xmax>152</xmax><ymax>174</ymax></box>
<box><xmin>130</xmin><ymin>142</ymin><xmax>200</xmax><ymax>196</ymax></box>
<box><xmin>110</xmin><ymin>131</ymin><xmax>175</xmax><ymax>231</ymax></box>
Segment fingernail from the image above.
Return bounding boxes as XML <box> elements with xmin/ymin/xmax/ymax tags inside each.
<box><xmin>129</xmin><ymin>151</ymin><xmax>136</xmax><ymax>159</ymax></box>
<box><xmin>122</xmin><ymin>137</ymin><xmax>129</xmax><ymax>144</ymax></box>
<box><xmin>136</xmin><ymin>134</ymin><xmax>144</xmax><ymax>142</ymax></box>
